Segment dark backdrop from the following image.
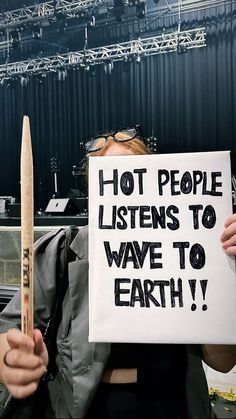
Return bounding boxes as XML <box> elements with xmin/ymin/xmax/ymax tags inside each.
<box><xmin>0</xmin><ymin>4</ymin><xmax>235</xmax><ymax>211</ymax></box>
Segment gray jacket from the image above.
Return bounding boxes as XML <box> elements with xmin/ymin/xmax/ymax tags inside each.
<box><xmin>0</xmin><ymin>226</ymin><xmax>211</xmax><ymax>418</ymax></box>
<box><xmin>0</xmin><ymin>226</ymin><xmax>110</xmax><ymax>418</ymax></box>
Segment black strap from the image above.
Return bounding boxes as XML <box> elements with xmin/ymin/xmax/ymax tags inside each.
<box><xmin>43</xmin><ymin>225</ymin><xmax>79</xmax><ymax>381</ymax></box>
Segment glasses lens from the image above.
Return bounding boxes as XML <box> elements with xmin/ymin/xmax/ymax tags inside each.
<box><xmin>84</xmin><ymin>137</ymin><xmax>106</xmax><ymax>152</ymax></box>
<box><xmin>114</xmin><ymin>128</ymin><xmax>137</xmax><ymax>141</ymax></box>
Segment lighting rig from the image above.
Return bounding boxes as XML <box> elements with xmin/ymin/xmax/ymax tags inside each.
<box><xmin>0</xmin><ymin>0</ymin><xmax>216</xmax><ymax>83</ymax></box>
<box><xmin>0</xmin><ymin>26</ymin><xmax>206</xmax><ymax>82</ymax></box>
<box><xmin>0</xmin><ymin>0</ymin><xmax>233</xmax><ymax>30</ymax></box>
<box><xmin>0</xmin><ymin>0</ymin><xmax>120</xmax><ymax>29</ymax></box>
<box><xmin>0</xmin><ymin>0</ymin><xmax>145</xmax><ymax>53</ymax></box>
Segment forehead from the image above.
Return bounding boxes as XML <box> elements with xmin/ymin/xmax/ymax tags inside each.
<box><xmin>103</xmin><ymin>141</ymin><xmax>135</xmax><ymax>156</ymax></box>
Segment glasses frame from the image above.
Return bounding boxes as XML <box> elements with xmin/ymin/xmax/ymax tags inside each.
<box><xmin>80</xmin><ymin>125</ymin><xmax>147</xmax><ymax>155</ymax></box>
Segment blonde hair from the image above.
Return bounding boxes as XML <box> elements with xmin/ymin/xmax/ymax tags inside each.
<box><xmin>82</xmin><ymin>132</ymin><xmax>151</xmax><ymax>180</ymax></box>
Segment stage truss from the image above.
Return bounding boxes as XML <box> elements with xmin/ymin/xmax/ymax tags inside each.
<box><xmin>0</xmin><ymin>26</ymin><xmax>206</xmax><ymax>80</ymax></box>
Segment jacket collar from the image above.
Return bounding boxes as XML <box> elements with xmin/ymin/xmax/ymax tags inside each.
<box><xmin>69</xmin><ymin>225</ymin><xmax>88</xmax><ymax>260</ymax></box>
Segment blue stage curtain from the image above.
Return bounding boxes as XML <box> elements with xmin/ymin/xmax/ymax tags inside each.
<box><xmin>0</xmin><ymin>3</ymin><xmax>235</xmax><ymax>210</ymax></box>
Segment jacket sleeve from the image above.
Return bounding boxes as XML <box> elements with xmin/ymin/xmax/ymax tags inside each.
<box><xmin>0</xmin><ymin>228</ymin><xmax>67</xmax><ymax>333</ymax></box>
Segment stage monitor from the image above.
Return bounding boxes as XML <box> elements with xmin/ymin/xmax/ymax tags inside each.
<box><xmin>7</xmin><ymin>203</ymin><xmax>21</xmax><ymax>217</ymax></box>
<box><xmin>45</xmin><ymin>198</ymin><xmax>78</xmax><ymax>215</ymax></box>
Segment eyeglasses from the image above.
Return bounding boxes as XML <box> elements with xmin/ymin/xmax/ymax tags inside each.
<box><xmin>80</xmin><ymin>125</ymin><xmax>146</xmax><ymax>154</ymax></box>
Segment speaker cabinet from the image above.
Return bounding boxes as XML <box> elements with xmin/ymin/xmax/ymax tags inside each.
<box><xmin>45</xmin><ymin>198</ymin><xmax>78</xmax><ymax>215</ymax></box>
<box><xmin>7</xmin><ymin>203</ymin><xmax>21</xmax><ymax>217</ymax></box>
<box><xmin>72</xmin><ymin>197</ymin><xmax>88</xmax><ymax>213</ymax></box>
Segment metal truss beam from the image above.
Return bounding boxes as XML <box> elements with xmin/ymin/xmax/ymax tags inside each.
<box><xmin>0</xmin><ymin>3</ymin><xmax>55</xmax><ymax>27</ymax></box>
<box><xmin>0</xmin><ymin>0</ymin><xmax>113</xmax><ymax>29</ymax></box>
<box><xmin>0</xmin><ymin>27</ymin><xmax>206</xmax><ymax>79</ymax></box>
<box><xmin>150</xmin><ymin>0</ymin><xmax>234</xmax><ymax>16</ymax></box>
<box><xmin>0</xmin><ymin>0</ymin><xmax>233</xmax><ymax>29</ymax></box>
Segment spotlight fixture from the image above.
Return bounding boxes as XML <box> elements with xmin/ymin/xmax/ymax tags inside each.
<box><xmin>20</xmin><ymin>74</ymin><xmax>29</xmax><ymax>87</ymax></box>
<box><xmin>147</xmin><ymin>135</ymin><xmax>158</xmax><ymax>153</ymax></box>
<box><xmin>136</xmin><ymin>2</ymin><xmax>146</xmax><ymax>18</ymax></box>
<box><xmin>10</xmin><ymin>30</ymin><xmax>21</xmax><ymax>49</ymax></box>
<box><xmin>104</xmin><ymin>61</ymin><xmax>114</xmax><ymax>75</ymax></box>
<box><xmin>32</xmin><ymin>25</ymin><xmax>42</xmax><ymax>40</ymax></box>
<box><xmin>57</xmin><ymin>68</ymin><xmax>67</xmax><ymax>81</ymax></box>
<box><xmin>56</xmin><ymin>12</ymin><xmax>68</xmax><ymax>32</ymax></box>
<box><xmin>87</xmin><ymin>15</ymin><xmax>95</xmax><ymax>30</ymax></box>
<box><xmin>177</xmin><ymin>43</ymin><xmax>188</xmax><ymax>54</ymax></box>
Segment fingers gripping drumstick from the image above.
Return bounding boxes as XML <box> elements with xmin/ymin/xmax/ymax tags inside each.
<box><xmin>21</xmin><ymin>116</ymin><xmax>34</xmax><ymax>338</ymax></box>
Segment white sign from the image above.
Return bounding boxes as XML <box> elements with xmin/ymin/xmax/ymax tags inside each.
<box><xmin>89</xmin><ymin>151</ymin><xmax>236</xmax><ymax>344</ymax></box>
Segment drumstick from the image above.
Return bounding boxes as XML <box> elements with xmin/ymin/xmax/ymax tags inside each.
<box><xmin>21</xmin><ymin>115</ymin><xmax>34</xmax><ymax>338</ymax></box>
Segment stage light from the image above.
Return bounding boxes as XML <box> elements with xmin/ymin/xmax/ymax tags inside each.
<box><xmin>104</xmin><ymin>61</ymin><xmax>113</xmax><ymax>75</ymax></box>
<box><xmin>10</xmin><ymin>30</ymin><xmax>21</xmax><ymax>49</ymax></box>
<box><xmin>177</xmin><ymin>43</ymin><xmax>188</xmax><ymax>54</ymax></box>
<box><xmin>136</xmin><ymin>2</ymin><xmax>146</xmax><ymax>18</ymax></box>
<box><xmin>56</xmin><ymin>12</ymin><xmax>68</xmax><ymax>32</ymax></box>
<box><xmin>87</xmin><ymin>15</ymin><xmax>95</xmax><ymax>30</ymax></box>
<box><xmin>32</xmin><ymin>25</ymin><xmax>42</xmax><ymax>40</ymax></box>
<box><xmin>20</xmin><ymin>74</ymin><xmax>29</xmax><ymax>87</ymax></box>
<box><xmin>57</xmin><ymin>68</ymin><xmax>67</xmax><ymax>81</ymax></box>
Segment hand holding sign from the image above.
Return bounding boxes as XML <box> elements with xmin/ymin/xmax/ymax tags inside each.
<box><xmin>221</xmin><ymin>213</ymin><xmax>236</xmax><ymax>255</ymax></box>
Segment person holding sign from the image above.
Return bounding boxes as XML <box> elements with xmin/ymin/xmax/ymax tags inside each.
<box><xmin>0</xmin><ymin>127</ymin><xmax>236</xmax><ymax>419</ymax></box>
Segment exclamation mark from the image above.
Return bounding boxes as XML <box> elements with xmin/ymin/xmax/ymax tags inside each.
<box><xmin>188</xmin><ymin>279</ymin><xmax>197</xmax><ymax>311</ymax></box>
<box><xmin>200</xmin><ymin>279</ymin><xmax>208</xmax><ymax>311</ymax></box>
